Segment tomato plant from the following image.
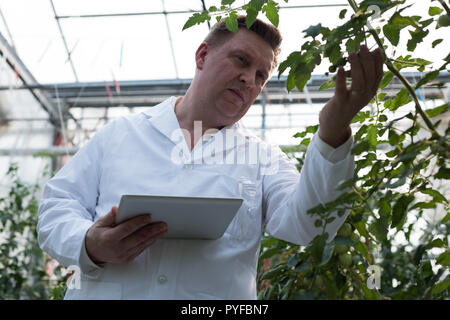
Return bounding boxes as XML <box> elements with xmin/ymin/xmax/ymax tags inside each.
<box><xmin>185</xmin><ymin>0</ymin><xmax>449</xmax><ymax>299</ymax></box>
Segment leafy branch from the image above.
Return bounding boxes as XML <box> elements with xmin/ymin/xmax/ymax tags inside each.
<box><xmin>348</xmin><ymin>0</ymin><xmax>441</xmax><ymax>138</ymax></box>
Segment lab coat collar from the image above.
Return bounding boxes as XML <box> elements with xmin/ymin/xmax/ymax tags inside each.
<box><xmin>142</xmin><ymin>97</ymin><xmax>181</xmax><ymax>145</ymax></box>
<box><xmin>142</xmin><ymin>97</ymin><xmax>257</xmax><ymax>160</ymax></box>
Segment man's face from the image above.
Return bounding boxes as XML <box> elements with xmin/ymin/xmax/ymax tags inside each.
<box><xmin>195</xmin><ymin>28</ymin><xmax>275</xmax><ymax>128</ymax></box>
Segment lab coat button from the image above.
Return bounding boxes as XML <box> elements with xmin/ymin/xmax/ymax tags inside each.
<box><xmin>157</xmin><ymin>274</ymin><xmax>168</xmax><ymax>284</ymax></box>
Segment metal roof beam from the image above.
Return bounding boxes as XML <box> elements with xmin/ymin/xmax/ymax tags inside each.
<box><xmin>0</xmin><ymin>31</ymin><xmax>61</xmax><ymax>124</ymax></box>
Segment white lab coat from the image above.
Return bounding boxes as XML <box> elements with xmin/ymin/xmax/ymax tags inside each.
<box><xmin>37</xmin><ymin>97</ymin><xmax>354</xmax><ymax>299</ymax></box>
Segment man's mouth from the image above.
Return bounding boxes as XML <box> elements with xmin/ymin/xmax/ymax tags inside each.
<box><xmin>228</xmin><ymin>88</ymin><xmax>244</xmax><ymax>102</ymax></box>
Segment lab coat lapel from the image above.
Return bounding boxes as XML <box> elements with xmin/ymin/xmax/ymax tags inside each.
<box><xmin>144</xmin><ymin>97</ymin><xmax>191</xmax><ymax>158</ymax></box>
<box><xmin>191</xmin><ymin>121</ymin><xmax>253</xmax><ymax>165</ymax></box>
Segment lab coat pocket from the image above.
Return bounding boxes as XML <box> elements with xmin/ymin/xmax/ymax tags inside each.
<box><xmin>64</xmin><ymin>280</ymin><xmax>122</xmax><ymax>300</ymax></box>
<box><xmin>224</xmin><ymin>175</ymin><xmax>262</xmax><ymax>244</ymax></box>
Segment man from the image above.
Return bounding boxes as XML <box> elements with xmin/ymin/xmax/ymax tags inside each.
<box><xmin>37</xmin><ymin>16</ymin><xmax>383</xmax><ymax>299</ymax></box>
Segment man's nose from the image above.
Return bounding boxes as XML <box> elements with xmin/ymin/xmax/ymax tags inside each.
<box><xmin>240</xmin><ymin>70</ymin><xmax>256</xmax><ymax>90</ymax></box>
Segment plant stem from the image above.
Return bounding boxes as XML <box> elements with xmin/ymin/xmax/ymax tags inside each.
<box><xmin>347</xmin><ymin>0</ymin><xmax>441</xmax><ymax>138</ymax></box>
<box><xmin>437</xmin><ymin>0</ymin><xmax>450</xmax><ymax>15</ymax></box>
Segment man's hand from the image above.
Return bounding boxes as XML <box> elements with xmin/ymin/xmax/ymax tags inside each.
<box><xmin>319</xmin><ymin>45</ymin><xmax>384</xmax><ymax>148</ymax></box>
<box><xmin>85</xmin><ymin>206</ymin><xmax>167</xmax><ymax>265</ymax></box>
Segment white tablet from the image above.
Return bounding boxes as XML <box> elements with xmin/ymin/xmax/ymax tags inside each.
<box><xmin>116</xmin><ymin>195</ymin><xmax>243</xmax><ymax>240</ymax></box>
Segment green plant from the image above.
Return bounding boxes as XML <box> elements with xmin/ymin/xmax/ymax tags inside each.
<box><xmin>0</xmin><ymin>162</ymin><xmax>67</xmax><ymax>299</ymax></box>
<box><xmin>185</xmin><ymin>0</ymin><xmax>449</xmax><ymax>299</ymax></box>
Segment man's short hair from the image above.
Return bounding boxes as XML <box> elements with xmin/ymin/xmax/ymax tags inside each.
<box><xmin>203</xmin><ymin>15</ymin><xmax>282</xmax><ymax>68</ymax></box>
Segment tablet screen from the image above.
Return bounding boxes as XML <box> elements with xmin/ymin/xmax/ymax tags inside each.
<box><xmin>116</xmin><ymin>195</ymin><xmax>243</xmax><ymax>240</ymax></box>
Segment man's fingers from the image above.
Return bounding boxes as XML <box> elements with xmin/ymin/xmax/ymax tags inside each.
<box><xmin>120</xmin><ymin>222</ymin><xmax>167</xmax><ymax>250</ymax></box>
<box><xmin>371</xmin><ymin>48</ymin><xmax>384</xmax><ymax>94</ymax></box>
<box><xmin>359</xmin><ymin>45</ymin><xmax>376</xmax><ymax>88</ymax></box>
<box><xmin>112</xmin><ymin>214</ymin><xmax>152</xmax><ymax>240</ymax></box>
<box><xmin>124</xmin><ymin>238</ymin><xmax>157</xmax><ymax>263</ymax></box>
<box><xmin>349</xmin><ymin>52</ymin><xmax>364</xmax><ymax>92</ymax></box>
<box><xmin>335</xmin><ymin>66</ymin><xmax>348</xmax><ymax>100</ymax></box>
<box><xmin>95</xmin><ymin>206</ymin><xmax>118</xmax><ymax>227</ymax></box>
<box><xmin>123</xmin><ymin>227</ymin><xmax>167</xmax><ymax>262</ymax></box>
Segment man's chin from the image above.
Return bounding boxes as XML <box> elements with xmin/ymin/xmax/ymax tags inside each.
<box><xmin>218</xmin><ymin>103</ymin><xmax>244</xmax><ymax>122</ymax></box>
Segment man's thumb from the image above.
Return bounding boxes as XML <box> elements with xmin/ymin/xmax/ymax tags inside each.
<box><xmin>96</xmin><ymin>206</ymin><xmax>118</xmax><ymax>227</ymax></box>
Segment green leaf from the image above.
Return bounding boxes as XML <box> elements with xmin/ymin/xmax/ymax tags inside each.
<box><xmin>435</xmin><ymin>167</ymin><xmax>450</xmax><ymax>179</ymax></box>
<box><xmin>32</xmin><ymin>152</ymin><xmax>53</xmax><ymax>158</ymax></box>
<box><xmin>248</xmin><ymin>0</ymin><xmax>266</xmax><ymax>10</ymax></box>
<box><xmin>339</xmin><ymin>9</ymin><xmax>347</xmax><ymax>19</ymax></box>
<box><xmin>295</xmin><ymin>261</ymin><xmax>311</xmax><ymax>273</ymax></box>
<box><xmin>428</xmin><ymin>6</ymin><xmax>443</xmax><ymax>16</ymax></box>
<box><xmin>407</xmin><ymin>28</ymin><xmax>429</xmax><ymax>52</ymax></box>
<box><xmin>300</xmin><ymin>137</ymin><xmax>311</xmax><ymax>147</ymax></box>
<box><xmin>259</xmin><ymin>247</ymin><xmax>279</xmax><ymax>260</ymax></box>
<box><xmin>354</xmin><ymin>241</ymin><xmax>369</xmax><ymax>256</ymax></box>
<box><xmin>246</xmin><ymin>0</ymin><xmax>265</xmax><ymax>27</ymax></box>
<box><xmin>370</xmin><ymin>215</ymin><xmax>388</xmax><ymax>241</ymax></box>
<box><xmin>425</xmin><ymin>103</ymin><xmax>448</xmax><ymax>117</ymax></box>
<box><xmin>383</xmin><ymin>12</ymin><xmax>412</xmax><ymax>46</ymax></box>
<box><xmin>221</xmin><ymin>0</ymin><xmax>235</xmax><ymax>5</ymax></box>
<box><xmin>425</xmin><ymin>238</ymin><xmax>447</xmax><ymax>250</ymax></box>
<box><xmin>320</xmin><ymin>243</ymin><xmax>335</xmax><ymax>266</ymax></box>
<box><xmin>353</xmin><ymin>220</ymin><xmax>371</xmax><ymax>239</ymax></box>
<box><xmin>294</xmin><ymin>64</ymin><xmax>313</xmax><ymax>92</ymax></box>
<box><xmin>278</xmin><ymin>51</ymin><xmax>301</xmax><ymax>77</ymax></box>
<box><xmin>225</xmin><ymin>13</ymin><xmax>238</xmax><ymax>33</ymax></box>
<box><xmin>441</xmin><ymin>213</ymin><xmax>450</xmax><ymax>224</ymax></box>
<box><xmin>388</xmin><ymin>128</ymin><xmax>400</xmax><ymax>146</ymax></box>
<box><xmin>379</xmin><ymin>199</ymin><xmax>391</xmax><ymax>216</ymax></box>
<box><xmin>286</xmin><ymin>70</ymin><xmax>295</xmax><ymax>92</ymax></box>
<box><xmin>261</xmin><ymin>264</ymin><xmax>286</xmax><ymax>280</ymax></box>
<box><xmin>303</xmin><ymin>23</ymin><xmax>322</xmax><ymax>39</ymax></box>
<box><xmin>380</xmin><ymin>71</ymin><xmax>393</xmax><ymax>89</ymax></box>
<box><xmin>264</xmin><ymin>1</ymin><xmax>279</xmax><ymax>27</ymax></box>
<box><xmin>390</xmin><ymin>88</ymin><xmax>412</xmax><ymax>111</ymax></box>
<box><xmin>333</xmin><ymin>236</ymin><xmax>355</xmax><ymax>246</ymax></box>
<box><xmin>437</xmin><ymin>251</ymin><xmax>450</xmax><ymax>266</ymax></box>
<box><xmin>246</xmin><ymin>8</ymin><xmax>258</xmax><ymax>28</ymax></box>
<box><xmin>286</xmin><ymin>254</ymin><xmax>300</xmax><ymax>268</ymax></box>
<box><xmin>306</xmin><ymin>125</ymin><xmax>319</xmax><ymax>134</ymax></box>
<box><xmin>325</xmin><ymin>42</ymin><xmax>343</xmax><ymax>65</ymax></box>
<box><xmin>352</xmin><ymin>140</ymin><xmax>371</xmax><ymax>155</ymax></box>
<box><xmin>432</xmin><ymin>39</ymin><xmax>443</xmax><ymax>48</ymax></box>
<box><xmin>293</xmin><ymin>131</ymin><xmax>307</xmax><ymax>138</ymax></box>
<box><xmin>411</xmin><ymin>201</ymin><xmax>436</xmax><ymax>210</ymax></box>
<box><xmin>420</xmin><ymin>189</ymin><xmax>448</xmax><ymax>203</ymax></box>
<box><xmin>415</xmin><ymin>70</ymin><xmax>439</xmax><ymax>89</ymax></box>
<box><xmin>431</xmin><ymin>276</ymin><xmax>450</xmax><ymax>295</ymax></box>
<box><xmin>391</xmin><ymin>195</ymin><xmax>414</xmax><ymax>228</ymax></box>
<box><xmin>319</xmin><ymin>79</ymin><xmax>335</xmax><ymax>91</ymax></box>
<box><xmin>351</xmin><ymin>111</ymin><xmax>371</xmax><ymax>124</ymax></box>
<box><xmin>182</xmin><ymin>11</ymin><xmax>211</xmax><ymax>30</ymax></box>
<box><xmin>310</xmin><ymin>234</ymin><xmax>327</xmax><ymax>264</ymax></box>
<box><xmin>326</xmin><ymin>216</ymin><xmax>336</xmax><ymax>224</ymax></box>
<box><xmin>362</xmin><ymin>284</ymin><xmax>380</xmax><ymax>300</ymax></box>
<box><xmin>345</xmin><ymin>34</ymin><xmax>364</xmax><ymax>54</ymax></box>
<box><xmin>367</xmin><ymin>125</ymin><xmax>378</xmax><ymax>148</ymax></box>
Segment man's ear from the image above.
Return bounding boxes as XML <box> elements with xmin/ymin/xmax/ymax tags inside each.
<box><xmin>195</xmin><ymin>42</ymin><xmax>209</xmax><ymax>70</ymax></box>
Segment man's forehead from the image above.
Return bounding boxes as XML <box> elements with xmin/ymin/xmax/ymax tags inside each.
<box><xmin>224</xmin><ymin>30</ymin><xmax>275</xmax><ymax>68</ymax></box>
